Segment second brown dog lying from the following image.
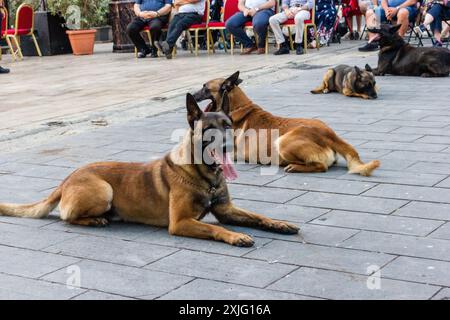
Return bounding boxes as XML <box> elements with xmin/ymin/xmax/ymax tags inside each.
<box><xmin>311</xmin><ymin>64</ymin><xmax>378</xmax><ymax>99</ymax></box>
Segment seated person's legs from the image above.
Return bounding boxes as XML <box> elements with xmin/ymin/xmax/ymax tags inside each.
<box><xmin>127</xmin><ymin>17</ymin><xmax>153</xmax><ymax>57</ymax></box>
<box><xmin>395</xmin><ymin>7</ymin><xmax>414</xmax><ymax>37</ymax></box>
<box><xmin>293</xmin><ymin>9</ymin><xmax>311</xmax><ymax>54</ymax></box>
<box><xmin>359</xmin><ymin>7</ymin><xmax>386</xmax><ymax>51</ymax></box>
<box><xmin>161</xmin><ymin>12</ymin><xmax>203</xmax><ymax>59</ymax></box>
<box><xmin>148</xmin><ymin>15</ymin><xmax>170</xmax><ymax>52</ymax></box>
<box><xmin>269</xmin><ymin>12</ymin><xmax>290</xmax><ymax>54</ymax></box>
<box><xmin>252</xmin><ymin>9</ymin><xmax>274</xmax><ymax>53</ymax></box>
<box><xmin>225</xmin><ymin>12</ymin><xmax>254</xmax><ymax>49</ymax></box>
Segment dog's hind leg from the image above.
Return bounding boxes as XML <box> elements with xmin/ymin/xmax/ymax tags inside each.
<box><xmin>59</xmin><ymin>178</ymin><xmax>113</xmax><ymax>227</ymax></box>
<box><xmin>311</xmin><ymin>69</ymin><xmax>334</xmax><ymax>94</ymax></box>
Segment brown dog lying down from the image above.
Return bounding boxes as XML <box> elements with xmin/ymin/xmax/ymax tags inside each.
<box><xmin>311</xmin><ymin>64</ymin><xmax>378</xmax><ymax>99</ymax></box>
<box><xmin>193</xmin><ymin>72</ymin><xmax>380</xmax><ymax>175</ymax></box>
<box><xmin>0</xmin><ymin>94</ymin><xmax>298</xmax><ymax>247</ymax></box>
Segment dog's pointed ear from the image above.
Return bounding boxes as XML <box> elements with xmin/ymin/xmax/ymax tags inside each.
<box><xmin>221</xmin><ymin>71</ymin><xmax>243</xmax><ymax>91</ymax></box>
<box><xmin>390</xmin><ymin>24</ymin><xmax>402</xmax><ymax>34</ymax></box>
<box><xmin>218</xmin><ymin>91</ymin><xmax>231</xmax><ymax>116</ymax></box>
<box><xmin>186</xmin><ymin>93</ymin><xmax>203</xmax><ymax>130</ymax></box>
<box><xmin>365</xmin><ymin>64</ymin><xmax>373</xmax><ymax>72</ymax></box>
<box><xmin>354</xmin><ymin>66</ymin><xmax>362</xmax><ymax>74</ymax></box>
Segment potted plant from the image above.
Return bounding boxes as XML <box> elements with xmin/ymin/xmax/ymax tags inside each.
<box><xmin>46</xmin><ymin>0</ymin><xmax>109</xmax><ymax>55</ymax></box>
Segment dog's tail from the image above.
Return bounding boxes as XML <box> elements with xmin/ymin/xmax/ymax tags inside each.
<box><xmin>0</xmin><ymin>186</ymin><xmax>62</xmax><ymax>219</ymax></box>
<box><xmin>331</xmin><ymin>137</ymin><xmax>380</xmax><ymax>176</ymax></box>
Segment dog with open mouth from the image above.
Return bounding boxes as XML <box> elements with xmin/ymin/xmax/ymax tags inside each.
<box><xmin>367</xmin><ymin>24</ymin><xmax>450</xmax><ymax>77</ymax></box>
<box><xmin>193</xmin><ymin>71</ymin><xmax>380</xmax><ymax>175</ymax></box>
<box><xmin>0</xmin><ymin>93</ymin><xmax>298</xmax><ymax>247</ymax></box>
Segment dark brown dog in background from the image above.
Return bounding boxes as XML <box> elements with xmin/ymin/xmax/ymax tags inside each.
<box><xmin>0</xmin><ymin>93</ymin><xmax>299</xmax><ymax>247</ymax></box>
<box><xmin>311</xmin><ymin>64</ymin><xmax>378</xmax><ymax>99</ymax></box>
<box><xmin>193</xmin><ymin>71</ymin><xmax>380</xmax><ymax>175</ymax></box>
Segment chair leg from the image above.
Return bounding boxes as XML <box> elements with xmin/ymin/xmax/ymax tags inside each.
<box><xmin>210</xmin><ymin>30</ymin><xmax>216</xmax><ymax>53</ymax></box>
<box><xmin>219</xmin><ymin>29</ymin><xmax>226</xmax><ymax>53</ymax></box>
<box><xmin>5</xmin><ymin>37</ymin><xmax>16</xmax><ymax>61</ymax></box>
<box><xmin>186</xmin><ymin>31</ymin><xmax>194</xmax><ymax>53</ymax></box>
<box><xmin>206</xmin><ymin>29</ymin><xmax>210</xmax><ymax>54</ymax></box>
<box><xmin>265</xmin><ymin>33</ymin><xmax>269</xmax><ymax>54</ymax></box>
<box><xmin>230</xmin><ymin>34</ymin><xmax>234</xmax><ymax>55</ymax></box>
<box><xmin>31</xmin><ymin>33</ymin><xmax>42</xmax><ymax>57</ymax></box>
<box><xmin>288</xmin><ymin>27</ymin><xmax>294</xmax><ymax>50</ymax></box>
<box><xmin>314</xmin><ymin>25</ymin><xmax>319</xmax><ymax>51</ymax></box>
<box><xmin>303</xmin><ymin>27</ymin><xmax>308</xmax><ymax>53</ymax></box>
<box><xmin>10</xmin><ymin>36</ymin><xmax>23</xmax><ymax>60</ymax></box>
<box><xmin>195</xmin><ymin>29</ymin><xmax>199</xmax><ymax>56</ymax></box>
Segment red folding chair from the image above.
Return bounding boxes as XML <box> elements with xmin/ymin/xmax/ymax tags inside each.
<box><xmin>207</xmin><ymin>0</ymin><xmax>240</xmax><ymax>53</ymax></box>
<box><xmin>281</xmin><ymin>6</ymin><xmax>319</xmax><ymax>53</ymax></box>
<box><xmin>1</xmin><ymin>7</ymin><xmax>15</xmax><ymax>61</ymax></box>
<box><xmin>6</xmin><ymin>3</ymin><xmax>42</xmax><ymax>61</ymax></box>
<box><xmin>186</xmin><ymin>0</ymin><xmax>211</xmax><ymax>55</ymax></box>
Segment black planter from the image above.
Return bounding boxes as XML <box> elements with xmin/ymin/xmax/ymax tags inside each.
<box><xmin>21</xmin><ymin>11</ymin><xmax>72</xmax><ymax>56</ymax></box>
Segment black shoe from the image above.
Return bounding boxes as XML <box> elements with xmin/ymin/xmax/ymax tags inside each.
<box><xmin>296</xmin><ymin>45</ymin><xmax>304</xmax><ymax>55</ymax></box>
<box><xmin>150</xmin><ymin>46</ymin><xmax>158</xmax><ymax>58</ymax></box>
<box><xmin>354</xmin><ymin>31</ymin><xmax>360</xmax><ymax>40</ymax></box>
<box><xmin>0</xmin><ymin>66</ymin><xmax>10</xmax><ymax>74</ymax></box>
<box><xmin>161</xmin><ymin>41</ymin><xmax>173</xmax><ymax>59</ymax></box>
<box><xmin>137</xmin><ymin>47</ymin><xmax>151</xmax><ymax>58</ymax></box>
<box><xmin>358</xmin><ymin>42</ymin><xmax>379</xmax><ymax>52</ymax></box>
<box><xmin>274</xmin><ymin>42</ymin><xmax>289</xmax><ymax>55</ymax></box>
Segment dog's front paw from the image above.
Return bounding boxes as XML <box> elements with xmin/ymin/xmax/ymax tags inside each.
<box><xmin>270</xmin><ymin>221</ymin><xmax>300</xmax><ymax>234</ymax></box>
<box><xmin>229</xmin><ymin>232</ymin><xmax>254</xmax><ymax>247</ymax></box>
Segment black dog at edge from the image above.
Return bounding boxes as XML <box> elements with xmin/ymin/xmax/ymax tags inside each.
<box><xmin>367</xmin><ymin>24</ymin><xmax>450</xmax><ymax>77</ymax></box>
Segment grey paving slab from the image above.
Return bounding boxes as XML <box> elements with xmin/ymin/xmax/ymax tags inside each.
<box><xmin>393</xmin><ymin>201</ymin><xmax>450</xmax><ymax>221</ymax></box>
<box><xmin>359</xmin><ymin>141</ymin><xmax>447</xmax><ymax>152</ymax></box>
<box><xmin>341</xmin><ymin>231</ymin><xmax>450</xmax><ymax>261</ymax></box>
<box><xmin>432</xmin><ymin>288</ymin><xmax>450</xmax><ymax>300</ymax></box>
<box><xmin>232</xmin><ymin>199</ymin><xmax>329</xmax><ymax>223</ymax></box>
<box><xmin>228</xmin><ymin>184</ymin><xmax>305</xmax><ymax>203</ymax></box>
<box><xmin>289</xmin><ymin>192</ymin><xmax>407</xmax><ymax>214</ymax></box>
<box><xmin>406</xmin><ymin>162</ymin><xmax>450</xmax><ymax>175</ymax></box>
<box><xmin>42</xmin><ymin>221</ymin><xmax>158</xmax><ymax>241</ymax></box>
<box><xmin>382</xmin><ymin>151</ymin><xmax>450</xmax><ymax>164</ymax></box>
<box><xmin>42</xmin><ymin>259</ymin><xmax>192</xmax><ymax>298</ymax></box>
<box><xmin>340</xmin><ymin>131</ymin><xmax>423</xmax><ymax>143</ymax></box>
<box><xmin>375</xmin><ymin>120</ymin><xmax>448</xmax><ymax>128</ymax></box>
<box><xmin>428</xmin><ymin>222</ymin><xmax>450</xmax><ymax>240</ymax></box>
<box><xmin>436</xmin><ymin>177</ymin><xmax>450</xmax><ymax>188</ymax></box>
<box><xmin>0</xmin><ymin>174</ymin><xmax>59</xmax><ymax>192</ymax></box>
<box><xmin>312</xmin><ymin>210</ymin><xmax>444</xmax><ymax>236</ymax></box>
<box><xmin>363</xmin><ymin>184</ymin><xmax>450</xmax><ymax>203</ymax></box>
<box><xmin>268</xmin><ymin>267</ymin><xmax>439</xmax><ymax>300</ymax></box>
<box><xmin>230</xmin><ymin>170</ymin><xmax>286</xmax><ymax>186</ymax></box>
<box><xmin>417</xmin><ymin>135</ymin><xmax>450</xmax><ymax>145</ymax></box>
<box><xmin>334</xmin><ymin>170</ymin><xmax>447</xmax><ymax>187</ymax></box>
<box><xmin>228</xmin><ymin>223</ymin><xmax>357</xmax><ymax>246</ymax></box>
<box><xmin>392</xmin><ymin>126</ymin><xmax>450</xmax><ymax>136</ymax></box>
<box><xmin>0</xmin><ymin>273</ymin><xmax>85</xmax><ymax>300</ymax></box>
<box><xmin>134</xmin><ymin>228</ymin><xmax>271</xmax><ymax>257</ymax></box>
<box><xmin>145</xmin><ymin>250</ymin><xmax>297</xmax><ymax>288</ymax></box>
<box><xmin>0</xmin><ymin>162</ymin><xmax>74</xmax><ymax>180</ymax></box>
<box><xmin>72</xmin><ymin>290</ymin><xmax>135</xmax><ymax>300</ymax></box>
<box><xmin>44</xmin><ymin>235</ymin><xmax>179</xmax><ymax>267</ymax></box>
<box><xmin>0</xmin><ymin>222</ymin><xmax>78</xmax><ymax>250</ymax></box>
<box><xmin>266</xmin><ymin>175</ymin><xmax>376</xmax><ymax>195</ymax></box>
<box><xmin>245</xmin><ymin>240</ymin><xmax>394</xmax><ymax>275</ymax></box>
<box><xmin>158</xmin><ymin>279</ymin><xmax>315</xmax><ymax>300</ymax></box>
<box><xmin>0</xmin><ymin>245</ymin><xmax>80</xmax><ymax>278</ymax></box>
<box><xmin>382</xmin><ymin>256</ymin><xmax>450</xmax><ymax>287</ymax></box>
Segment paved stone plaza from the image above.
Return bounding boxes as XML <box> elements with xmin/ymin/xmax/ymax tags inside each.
<box><xmin>0</xmin><ymin>43</ymin><xmax>450</xmax><ymax>299</ymax></box>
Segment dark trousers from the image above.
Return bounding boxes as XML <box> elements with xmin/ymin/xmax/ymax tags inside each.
<box><xmin>166</xmin><ymin>12</ymin><xmax>202</xmax><ymax>47</ymax></box>
<box><xmin>225</xmin><ymin>9</ymin><xmax>274</xmax><ymax>48</ymax></box>
<box><xmin>127</xmin><ymin>15</ymin><xmax>170</xmax><ymax>52</ymax></box>
<box><xmin>428</xmin><ymin>3</ymin><xmax>450</xmax><ymax>33</ymax></box>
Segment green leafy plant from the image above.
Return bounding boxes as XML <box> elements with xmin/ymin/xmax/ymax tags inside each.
<box><xmin>8</xmin><ymin>0</ymin><xmax>110</xmax><ymax>29</ymax></box>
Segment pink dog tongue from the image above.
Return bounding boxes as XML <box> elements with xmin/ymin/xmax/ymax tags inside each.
<box><xmin>220</xmin><ymin>153</ymin><xmax>238</xmax><ymax>181</ymax></box>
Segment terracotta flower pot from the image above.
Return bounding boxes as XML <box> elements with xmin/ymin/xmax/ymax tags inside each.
<box><xmin>66</xmin><ymin>29</ymin><xmax>97</xmax><ymax>55</ymax></box>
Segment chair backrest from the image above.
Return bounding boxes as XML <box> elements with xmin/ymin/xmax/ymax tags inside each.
<box><xmin>0</xmin><ymin>7</ymin><xmax>7</xmax><ymax>38</ymax></box>
<box><xmin>15</xmin><ymin>3</ymin><xmax>34</xmax><ymax>32</ymax></box>
<box><xmin>223</xmin><ymin>0</ymin><xmax>240</xmax><ymax>22</ymax></box>
<box><xmin>202</xmin><ymin>0</ymin><xmax>211</xmax><ymax>24</ymax></box>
